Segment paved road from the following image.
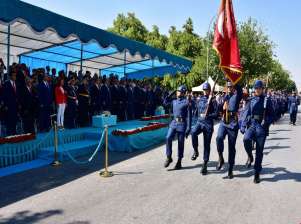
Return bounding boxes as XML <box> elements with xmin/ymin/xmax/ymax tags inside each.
<box><xmin>1</xmin><ymin>113</ymin><xmax>301</xmax><ymax>224</ymax></box>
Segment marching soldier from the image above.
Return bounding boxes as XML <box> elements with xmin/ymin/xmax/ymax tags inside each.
<box><xmin>241</xmin><ymin>80</ymin><xmax>274</xmax><ymax>183</ymax></box>
<box><xmin>288</xmin><ymin>91</ymin><xmax>299</xmax><ymax>125</ymax></box>
<box><xmin>216</xmin><ymin>81</ymin><xmax>243</xmax><ymax>179</ymax></box>
<box><xmin>190</xmin><ymin>83</ymin><xmax>218</xmax><ymax>175</ymax></box>
<box><xmin>163</xmin><ymin>85</ymin><xmax>192</xmax><ymax>170</ymax></box>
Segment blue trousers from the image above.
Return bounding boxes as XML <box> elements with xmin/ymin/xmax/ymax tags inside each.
<box><xmin>166</xmin><ymin>124</ymin><xmax>186</xmax><ymax>159</ymax></box>
<box><xmin>191</xmin><ymin>122</ymin><xmax>213</xmax><ymax>162</ymax></box>
<box><xmin>290</xmin><ymin>111</ymin><xmax>297</xmax><ymax>124</ymax></box>
<box><xmin>243</xmin><ymin>124</ymin><xmax>266</xmax><ymax>173</ymax></box>
<box><xmin>216</xmin><ymin>122</ymin><xmax>239</xmax><ymax>169</ymax></box>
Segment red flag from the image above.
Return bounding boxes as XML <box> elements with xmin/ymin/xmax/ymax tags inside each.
<box><xmin>213</xmin><ymin>0</ymin><xmax>243</xmax><ymax>84</ymax></box>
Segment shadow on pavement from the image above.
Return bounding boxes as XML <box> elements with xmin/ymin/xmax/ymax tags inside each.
<box><xmin>0</xmin><ymin>209</ymin><xmax>65</xmax><ymax>224</ymax></box>
<box><xmin>266</xmin><ymin>137</ymin><xmax>290</xmax><ymax>141</ymax></box>
<box><xmin>234</xmin><ymin>167</ymin><xmax>301</xmax><ymax>183</ymax></box>
<box><xmin>0</xmin><ymin>143</ymin><xmax>163</xmax><ymax>208</ymax></box>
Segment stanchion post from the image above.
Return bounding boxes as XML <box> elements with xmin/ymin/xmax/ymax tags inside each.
<box><xmin>51</xmin><ymin>120</ymin><xmax>61</xmax><ymax>167</ymax></box>
<box><xmin>100</xmin><ymin>125</ymin><xmax>113</xmax><ymax>177</ymax></box>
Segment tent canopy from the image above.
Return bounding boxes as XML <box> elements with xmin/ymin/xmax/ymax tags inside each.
<box><xmin>192</xmin><ymin>77</ymin><xmax>224</xmax><ymax>92</ymax></box>
<box><xmin>0</xmin><ymin>0</ymin><xmax>192</xmax><ymax>78</ymax></box>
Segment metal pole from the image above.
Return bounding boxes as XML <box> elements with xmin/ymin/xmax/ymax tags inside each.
<box><xmin>80</xmin><ymin>43</ymin><xmax>83</xmax><ymax>73</ymax></box>
<box><xmin>152</xmin><ymin>59</ymin><xmax>155</xmax><ymax>77</ymax></box>
<box><xmin>100</xmin><ymin>125</ymin><xmax>113</xmax><ymax>177</ymax></box>
<box><xmin>51</xmin><ymin>120</ymin><xmax>61</xmax><ymax>166</ymax></box>
<box><xmin>123</xmin><ymin>50</ymin><xmax>126</xmax><ymax>79</ymax></box>
<box><xmin>7</xmin><ymin>24</ymin><xmax>10</xmax><ymax>75</ymax></box>
<box><xmin>206</xmin><ymin>15</ymin><xmax>217</xmax><ymax>81</ymax></box>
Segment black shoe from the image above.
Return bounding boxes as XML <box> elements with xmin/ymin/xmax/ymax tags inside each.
<box><xmin>164</xmin><ymin>157</ymin><xmax>173</xmax><ymax>168</ymax></box>
<box><xmin>201</xmin><ymin>162</ymin><xmax>208</xmax><ymax>175</ymax></box>
<box><xmin>174</xmin><ymin>159</ymin><xmax>182</xmax><ymax>170</ymax></box>
<box><xmin>293</xmin><ymin>123</ymin><xmax>296</xmax><ymax>126</ymax></box>
<box><xmin>254</xmin><ymin>172</ymin><xmax>260</xmax><ymax>184</ymax></box>
<box><xmin>191</xmin><ymin>151</ymin><xmax>199</xmax><ymax>161</ymax></box>
<box><xmin>216</xmin><ymin>155</ymin><xmax>224</xmax><ymax>171</ymax></box>
<box><xmin>227</xmin><ymin>170</ymin><xmax>234</xmax><ymax>179</ymax></box>
<box><xmin>245</xmin><ymin>155</ymin><xmax>254</xmax><ymax>168</ymax></box>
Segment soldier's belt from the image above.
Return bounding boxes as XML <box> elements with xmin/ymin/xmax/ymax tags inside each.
<box><xmin>175</xmin><ymin>117</ymin><xmax>185</xmax><ymax>123</ymax></box>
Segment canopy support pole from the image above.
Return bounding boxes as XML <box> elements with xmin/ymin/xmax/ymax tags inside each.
<box><xmin>7</xmin><ymin>24</ymin><xmax>11</xmax><ymax>74</ymax></box>
<box><xmin>80</xmin><ymin>43</ymin><xmax>83</xmax><ymax>73</ymax></box>
<box><xmin>123</xmin><ymin>51</ymin><xmax>126</xmax><ymax>78</ymax></box>
<box><xmin>152</xmin><ymin>59</ymin><xmax>155</xmax><ymax>77</ymax></box>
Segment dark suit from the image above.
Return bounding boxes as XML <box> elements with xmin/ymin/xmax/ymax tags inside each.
<box><xmin>118</xmin><ymin>85</ymin><xmax>127</xmax><ymax>121</ymax></box>
<box><xmin>100</xmin><ymin>84</ymin><xmax>111</xmax><ymax>111</ymax></box>
<box><xmin>2</xmin><ymin>80</ymin><xmax>18</xmax><ymax>136</ymax></box>
<box><xmin>38</xmin><ymin>81</ymin><xmax>53</xmax><ymax>132</ymax></box>
<box><xmin>90</xmin><ymin>84</ymin><xmax>101</xmax><ymax>115</ymax></box>
<box><xmin>19</xmin><ymin>85</ymin><xmax>38</xmax><ymax>134</ymax></box>
<box><xmin>65</xmin><ymin>85</ymin><xmax>78</xmax><ymax>129</ymax></box>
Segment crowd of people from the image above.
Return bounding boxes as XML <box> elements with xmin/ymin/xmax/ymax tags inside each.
<box><xmin>0</xmin><ymin>60</ymin><xmax>168</xmax><ymax>137</ymax></box>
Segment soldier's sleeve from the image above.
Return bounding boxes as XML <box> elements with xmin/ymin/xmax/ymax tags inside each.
<box><xmin>265</xmin><ymin>98</ymin><xmax>275</xmax><ymax>126</ymax></box>
<box><xmin>186</xmin><ymin>100</ymin><xmax>192</xmax><ymax>131</ymax></box>
<box><xmin>241</xmin><ymin>101</ymin><xmax>251</xmax><ymax>130</ymax></box>
<box><xmin>207</xmin><ymin>99</ymin><xmax>218</xmax><ymax>120</ymax></box>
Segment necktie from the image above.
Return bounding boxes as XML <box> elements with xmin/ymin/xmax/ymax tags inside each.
<box><xmin>12</xmin><ymin>82</ymin><xmax>16</xmax><ymax>93</ymax></box>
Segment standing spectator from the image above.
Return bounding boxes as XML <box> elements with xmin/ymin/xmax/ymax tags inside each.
<box><xmin>18</xmin><ymin>76</ymin><xmax>38</xmax><ymax>134</ymax></box>
<box><xmin>90</xmin><ymin>77</ymin><xmax>101</xmax><ymax>115</ymax></box>
<box><xmin>55</xmin><ymin>78</ymin><xmax>67</xmax><ymax>129</ymax></box>
<box><xmin>118</xmin><ymin>79</ymin><xmax>127</xmax><ymax>121</ymax></box>
<box><xmin>100</xmin><ymin>76</ymin><xmax>111</xmax><ymax>111</ymax></box>
<box><xmin>126</xmin><ymin>81</ymin><xmax>134</xmax><ymax>120</ymax></box>
<box><xmin>77</xmin><ymin>76</ymin><xmax>90</xmax><ymax>127</ymax></box>
<box><xmin>2</xmin><ymin>67</ymin><xmax>19</xmax><ymax>136</ymax></box>
<box><xmin>109</xmin><ymin>76</ymin><xmax>119</xmax><ymax>117</ymax></box>
<box><xmin>145</xmin><ymin>84</ymin><xmax>155</xmax><ymax>116</ymax></box>
<box><xmin>65</xmin><ymin>77</ymin><xmax>78</xmax><ymax>129</ymax></box>
<box><xmin>38</xmin><ymin>74</ymin><xmax>53</xmax><ymax>132</ymax></box>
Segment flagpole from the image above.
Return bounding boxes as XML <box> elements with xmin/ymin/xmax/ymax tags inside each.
<box><xmin>206</xmin><ymin>15</ymin><xmax>217</xmax><ymax>81</ymax></box>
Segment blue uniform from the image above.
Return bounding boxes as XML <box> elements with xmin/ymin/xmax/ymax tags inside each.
<box><xmin>288</xmin><ymin>95</ymin><xmax>299</xmax><ymax>124</ymax></box>
<box><xmin>191</xmin><ymin>95</ymin><xmax>218</xmax><ymax>162</ymax></box>
<box><xmin>216</xmin><ymin>85</ymin><xmax>243</xmax><ymax>170</ymax></box>
<box><xmin>164</xmin><ymin>96</ymin><xmax>192</xmax><ymax>159</ymax></box>
<box><xmin>241</xmin><ymin>95</ymin><xmax>274</xmax><ymax>173</ymax></box>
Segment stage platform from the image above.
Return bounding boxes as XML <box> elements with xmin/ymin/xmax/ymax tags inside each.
<box><xmin>0</xmin><ymin>118</ymin><xmax>169</xmax><ymax>173</ymax></box>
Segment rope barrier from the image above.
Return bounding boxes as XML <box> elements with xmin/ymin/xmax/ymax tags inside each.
<box><xmin>58</xmin><ymin>130</ymin><xmax>105</xmax><ymax>165</ymax></box>
<box><xmin>0</xmin><ymin>129</ymin><xmax>53</xmax><ymax>158</ymax></box>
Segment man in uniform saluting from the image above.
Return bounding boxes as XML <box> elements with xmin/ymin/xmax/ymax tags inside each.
<box><xmin>241</xmin><ymin>80</ymin><xmax>274</xmax><ymax>183</ymax></box>
<box><xmin>163</xmin><ymin>85</ymin><xmax>192</xmax><ymax>170</ymax></box>
<box><xmin>190</xmin><ymin>83</ymin><xmax>218</xmax><ymax>175</ymax></box>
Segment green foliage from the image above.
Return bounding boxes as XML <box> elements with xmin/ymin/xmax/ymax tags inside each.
<box><xmin>108</xmin><ymin>14</ymin><xmax>294</xmax><ymax>91</ymax></box>
<box><xmin>108</xmin><ymin>13</ymin><xmax>148</xmax><ymax>43</ymax></box>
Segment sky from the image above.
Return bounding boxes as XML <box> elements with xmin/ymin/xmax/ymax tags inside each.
<box><xmin>22</xmin><ymin>0</ymin><xmax>301</xmax><ymax>88</ymax></box>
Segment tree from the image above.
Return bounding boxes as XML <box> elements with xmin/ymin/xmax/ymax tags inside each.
<box><xmin>108</xmin><ymin>13</ymin><xmax>148</xmax><ymax>43</ymax></box>
<box><xmin>146</xmin><ymin>25</ymin><xmax>168</xmax><ymax>50</ymax></box>
<box><xmin>237</xmin><ymin>18</ymin><xmax>274</xmax><ymax>85</ymax></box>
